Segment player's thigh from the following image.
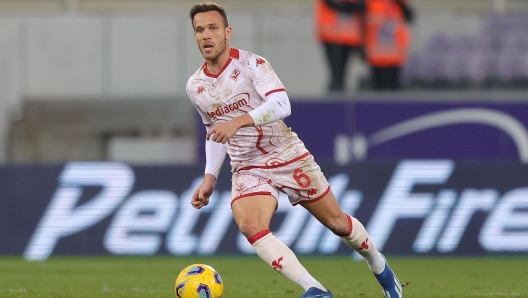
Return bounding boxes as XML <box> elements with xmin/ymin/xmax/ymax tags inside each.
<box><xmin>232</xmin><ymin>194</ymin><xmax>277</xmax><ymax>237</ymax></box>
<box><xmin>275</xmin><ymin>154</ymin><xmax>329</xmax><ymax>205</ymax></box>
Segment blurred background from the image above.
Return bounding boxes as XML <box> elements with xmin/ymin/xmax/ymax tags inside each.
<box><xmin>1</xmin><ymin>0</ymin><xmax>528</xmax><ymax>260</ymax></box>
<box><xmin>0</xmin><ymin>0</ymin><xmax>527</xmax><ymax>164</ymax></box>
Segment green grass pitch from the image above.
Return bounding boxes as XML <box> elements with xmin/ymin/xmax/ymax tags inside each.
<box><xmin>0</xmin><ymin>255</ymin><xmax>527</xmax><ymax>297</ymax></box>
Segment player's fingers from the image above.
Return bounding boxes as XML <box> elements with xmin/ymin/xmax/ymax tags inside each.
<box><xmin>206</xmin><ymin>130</ymin><xmax>213</xmax><ymax>141</ymax></box>
<box><xmin>211</xmin><ymin>132</ymin><xmax>221</xmax><ymax>142</ymax></box>
<box><xmin>192</xmin><ymin>194</ymin><xmax>203</xmax><ymax>206</ymax></box>
<box><xmin>198</xmin><ymin>188</ymin><xmax>205</xmax><ymax>200</ymax></box>
<box><xmin>191</xmin><ymin>189</ymin><xmax>201</xmax><ymax>202</ymax></box>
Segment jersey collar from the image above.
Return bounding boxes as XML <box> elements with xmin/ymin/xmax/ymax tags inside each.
<box><xmin>202</xmin><ymin>48</ymin><xmax>240</xmax><ymax>78</ymax></box>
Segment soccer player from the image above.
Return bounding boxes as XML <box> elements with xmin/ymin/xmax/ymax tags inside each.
<box><xmin>186</xmin><ymin>2</ymin><xmax>403</xmax><ymax>297</ymax></box>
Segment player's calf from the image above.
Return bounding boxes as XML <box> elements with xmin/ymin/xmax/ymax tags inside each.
<box><xmin>340</xmin><ymin>215</ymin><xmax>386</xmax><ymax>273</ymax></box>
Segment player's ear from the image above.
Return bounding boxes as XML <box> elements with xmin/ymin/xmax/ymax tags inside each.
<box><xmin>225</xmin><ymin>26</ymin><xmax>232</xmax><ymax>40</ymax></box>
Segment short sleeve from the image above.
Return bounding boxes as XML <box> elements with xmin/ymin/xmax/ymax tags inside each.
<box><xmin>247</xmin><ymin>55</ymin><xmax>286</xmax><ymax>99</ymax></box>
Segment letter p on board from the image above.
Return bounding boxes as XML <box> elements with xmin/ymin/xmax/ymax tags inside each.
<box><xmin>24</xmin><ymin>162</ymin><xmax>134</xmax><ymax>261</ymax></box>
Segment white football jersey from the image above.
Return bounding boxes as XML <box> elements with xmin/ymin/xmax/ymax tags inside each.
<box><xmin>186</xmin><ymin>48</ymin><xmax>308</xmax><ymax>170</ymax></box>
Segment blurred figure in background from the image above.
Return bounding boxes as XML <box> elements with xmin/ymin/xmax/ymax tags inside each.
<box><xmin>364</xmin><ymin>0</ymin><xmax>414</xmax><ymax>90</ymax></box>
<box><xmin>315</xmin><ymin>0</ymin><xmax>366</xmax><ymax>94</ymax></box>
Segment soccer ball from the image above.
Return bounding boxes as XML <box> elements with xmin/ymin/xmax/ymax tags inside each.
<box><xmin>174</xmin><ymin>264</ymin><xmax>224</xmax><ymax>298</ymax></box>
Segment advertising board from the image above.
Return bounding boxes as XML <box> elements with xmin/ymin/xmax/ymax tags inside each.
<box><xmin>0</xmin><ymin>161</ymin><xmax>526</xmax><ymax>261</ymax></box>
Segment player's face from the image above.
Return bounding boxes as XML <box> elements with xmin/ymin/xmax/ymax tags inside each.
<box><xmin>193</xmin><ymin>11</ymin><xmax>232</xmax><ymax>63</ymax></box>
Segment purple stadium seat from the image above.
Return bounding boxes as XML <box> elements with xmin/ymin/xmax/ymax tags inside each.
<box><xmin>480</xmin><ymin>13</ymin><xmax>503</xmax><ymax>34</ymax></box>
<box><xmin>502</xmin><ymin>13</ymin><xmax>528</xmax><ymax>35</ymax></box>
<box><xmin>424</xmin><ymin>32</ymin><xmax>451</xmax><ymax>54</ymax></box>
<box><xmin>445</xmin><ymin>34</ymin><xmax>477</xmax><ymax>85</ymax></box>
<box><xmin>467</xmin><ymin>48</ymin><xmax>495</xmax><ymax>86</ymax></box>
<box><xmin>419</xmin><ymin>33</ymin><xmax>451</xmax><ymax>84</ymax></box>
<box><xmin>497</xmin><ymin>51</ymin><xmax>518</xmax><ymax>84</ymax></box>
<box><xmin>521</xmin><ymin>53</ymin><xmax>528</xmax><ymax>82</ymax></box>
<box><xmin>501</xmin><ymin>32</ymin><xmax>528</xmax><ymax>53</ymax></box>
<box><xmin>401</xmin><ymin>53</ymin><xmax>421</xmax><ymax>87</ymax></box>
<box><xmin>419</xmin><ymin>54</ymin><xmax>448</xmax><ymax>84</ymax></box>
<box><xmin>496</xmin><ymin>49</ymin><xmax>528</xmax><ymax>87</ymax></box>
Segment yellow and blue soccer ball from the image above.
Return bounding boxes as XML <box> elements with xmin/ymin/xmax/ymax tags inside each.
<box><xmin>174</xmin><ymin>264</ymin><xmax>223</xmax><ymax>298</ymax></box>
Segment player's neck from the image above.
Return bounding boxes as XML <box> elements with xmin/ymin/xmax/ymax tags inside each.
<box><xmin>206</xmin><ymin>47</ymin><xmax>231</xmax><ymax>75</ymax></box>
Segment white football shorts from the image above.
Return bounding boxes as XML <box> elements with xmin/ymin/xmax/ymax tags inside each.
<box><xmin>231</xmin><ymin>152</ymin><xmax>330</xmax><ymax>206</ymax></box>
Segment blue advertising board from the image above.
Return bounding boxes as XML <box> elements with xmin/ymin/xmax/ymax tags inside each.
<box><xmin>1</xmin><ymin>161</ymin><xmax>527</xmax><ymax>260</ymax></box>
<box><xmin>198</xmin><ymin>101</ymin><xmax>528</xmax><ymax>163</ymax></box>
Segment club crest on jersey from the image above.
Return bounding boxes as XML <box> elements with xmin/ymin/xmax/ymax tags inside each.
<box><xmin>230</xmin><ymin>69</ymin><xmax>240</xmax><ymax>81</ymax></box>
<box><xmin>207</xmin><ymin>93</ymin><xmax>250</xmax><ymax>119</ymax></box>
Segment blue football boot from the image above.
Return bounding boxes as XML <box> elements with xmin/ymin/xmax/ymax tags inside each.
<box><xmin>374</xmin><ymin>257</ymin><xmax>403</xmax><ymax>298</ymax></box>
<box><xmin>300</xmin><ymin>287</ymin><xmax>333</xmax><ymax>298</ymax></box>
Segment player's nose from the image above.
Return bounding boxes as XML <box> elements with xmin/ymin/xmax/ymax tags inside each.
<box><xmin>202</xmin><ymin>29</ymin><xmax>212</xmax><ymax>39</ymax></box>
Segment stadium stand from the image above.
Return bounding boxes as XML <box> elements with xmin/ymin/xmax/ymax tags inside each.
<box><xmin>403</xmin><ymin>11</ymin><xmax>528</xmax><ymax>89</ymax></box>
<box><xmin>8</xmin><ymin>98</ymin><xmax>194</xmax><ymax>163</ymax></box>
<box><xmin>1</xmin><ymin>0</ymin><xmax>528</xmax><ymax>163</ymax></box>
<box><xmin>0</xmin><ymin>0</ymin><xmax>526</xmax><ymax>14</ymax></box>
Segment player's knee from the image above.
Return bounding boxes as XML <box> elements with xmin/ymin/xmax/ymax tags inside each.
<box><xmin>237</xmin><ymin>219</ymin><xmax>265</xmax><ymax>239</ymax></box>
<box><xmin>325</xmin><ymin>216</ymin><xmax>350</xmax><ymax>237</ymax></box>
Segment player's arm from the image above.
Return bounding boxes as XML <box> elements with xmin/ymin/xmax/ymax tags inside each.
<box><xmin>249</xmin><ymin>55</ymin><xmax>292</xmax><ymax>126</ymax></box>
<box><xmin>248</xmin><ymin>90</ymin><xmax>291</xmax><ymax>126</ymax></box>
<box><xmin>206</xmin><ymin>91</ymin><xmax>291</xmax><ymax>143</ymax></box>
<box><xmin>187</xmin><ymin>88</ymin><xmax>227</xmax><ymax>208</ymax></box>
<box><xmin>204</xmin><ymin>125</ymin><xmax>227</xmax><ymax>178</ymax></box>
<box><xmin>192</xmin><ymin>125</ymin><xmax>227</xmax><ymax>209</ymax></box>
<box><xmin>192</xmin><ymin>127</ymin><xmax>227</xmax><ymax>209</ymax></box>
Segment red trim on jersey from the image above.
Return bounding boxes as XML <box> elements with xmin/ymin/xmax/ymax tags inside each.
<box><xmin>255</xmin><ymin>126</ymin><xmax>269</xmax><ymax>154</ymax></box>
<box><xmin>292</xmin><ymin>186</ymin><xmax>331</xmax><ymax>206</ymax></box>
<box><xmin>265</xmin><ymin>88</ymin><xmax>286</xmax><ymax>97</ymax></box>
<box><xmin>236</xmin><ymin>152</ymin><xmax>311</xmax><ymax>172</ymax></box>
<box><xmin>230</xmin><ymin>48</ymin><xmax>240</xmax><ymax>59</ymax></box>
<box><xmin>247</xmin><ymin>229</ymin><xmax>271</xmax><ymax>244</ymax></box>
<box><xmin>231</xmin><ymin>191</ymin><xmax>273</xmax><ymax>206</ymax></box>
<box><xmin>202</xmin><ymin>58</ymin><xmax>232</xmax><ymax>78</ymax></box>
<box><xmin>201</xmin><ymin>48</ymin><xmax>240</xmax><ymax>78</ymax></box>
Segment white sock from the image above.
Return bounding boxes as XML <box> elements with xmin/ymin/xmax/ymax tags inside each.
<box><xmin>296</xmin><ymin>272</ymin><xmax>326</xmax><ymax>291</ymax></box>
<box><xmin>250</xmin><ymin>230</ymin><xmax>326</xmax><ymax>291</ymax></box>
<box><xmin>366</xmin><ymin>252</ymin><xmax>386</xmax><ymax>275</ymax></box>
<box><xmin>341</xmin><ymin>215</ymin><xmax>385</xmax><ymax>274</ymax></box>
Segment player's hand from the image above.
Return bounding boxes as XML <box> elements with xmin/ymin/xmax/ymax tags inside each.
<box><xmin>206</xmin><ymin>114</ymin><xmax>255</xmax><ymax>143</ymax></box>
<box><xmin>206</xmin><ymin>120</ymin><xmax>239</xmax><ymax>144</ymax></box>
<box><xmin>191</xmin><ymin>174</ymin><xmax>216</xmax><ymax>209</ymax></box>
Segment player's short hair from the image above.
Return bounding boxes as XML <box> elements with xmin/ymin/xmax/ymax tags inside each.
<box><xmin>190</xmin><ymin>2</ymin><xmax>229</xmax><ymax>28</ymax></box>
